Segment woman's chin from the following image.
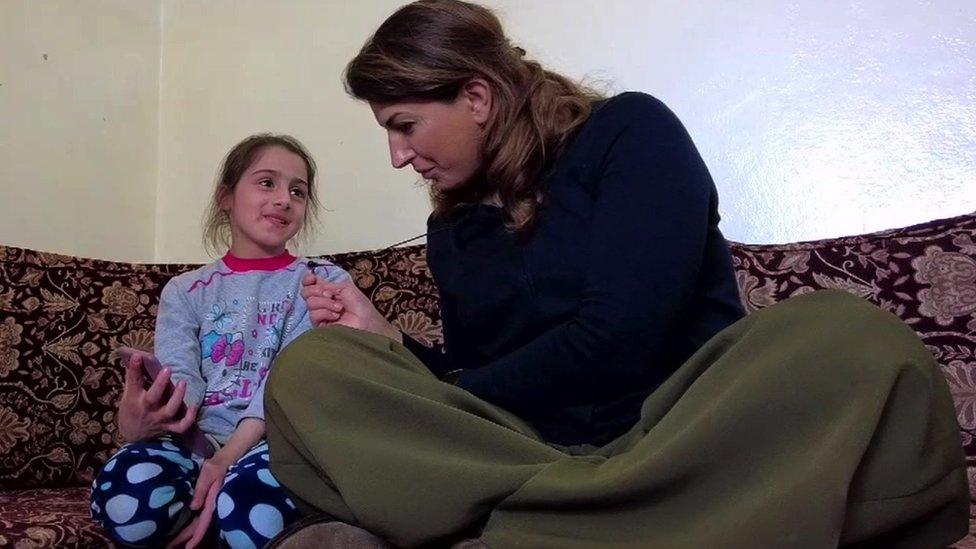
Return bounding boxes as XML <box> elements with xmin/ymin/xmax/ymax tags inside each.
<box><xmin>428</xmin><ymin>178</ymin><xmax>452</xmax><ymax>192</ymax></box>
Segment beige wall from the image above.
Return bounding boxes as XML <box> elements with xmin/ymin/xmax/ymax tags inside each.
<box><xmin>155</xmin><ymin>0</ymin><xmax>430</xmax><ymax>262</ymax></box>
<box><xmin>0</xmin><ymin>0</ymin><xmax>160</xmax><ymax>261</ymax></box>
<box><xmin>2</xmin><ymin>1</ymin><xmax>974</xmax><ymax>262</ymax></box>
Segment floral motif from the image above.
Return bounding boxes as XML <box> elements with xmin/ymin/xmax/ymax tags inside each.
<box><xmin>912</xmin><ymin>246</ymin><xmax>976</xmax><ymax>325</ymax></box>
<box><xmin>373</xmin><ymin>285</ymin><xmax>401</xmax><ymax>302</ymax></box>
<box><xmin>0</xmin><ymin>289</ymin><xmax>14</xmax><ymax>311</ymax></box>
<box><xmin>68</xmin><ymin>412</ymin><xmax>101</xmax><ymax>446</ymax></box>
<box><xmin>944</xmin><ymin>360</ymin><xmax>976</xmax><ymax>430</ymax></box>
<box><xmin>859</xmin><ymin>241</ymin><xmax>891</xmax><ymax>264</ymax></box>
<box><xmin>0</xmin><ymin>317</ymin><xmax>22</xmax><ymax>377</ymax></box>
<box><xmin>955</xmin><ymin>234</ymin><xmax>976</xmax><ymax>255</ymax></box>
<box><xmin>350</xmin><ymin>258</ymin><xmax>377</xmax><ymax>287</ymax></box>
<box><xmin>734</xmin><ymin>271</ymin><xmax>777</xmax><ymax>312</ymax></box>
<box><xmin>776</xmin><ymin>250</ymin><xmax>811</xmax><ymax>273</ymax></box>
<box><xmin>812</xmin><ymin>273</ymin><xmax>878</xmax><ymax>298</ymax></box>
<box><xmin>34</xmin><ymin>251</ymin><xmax>76</xmax><ymax>267</ymax></box>
<box><xmin>120</xmin><ymin>329</ymin><xmax>154</xmax><ymax>354</ymax></box>
<box><xmin>80</xmin><ymin>365</ymin><xmax>107</xmax><ymax>389</ymax></box>
<box><xmin>395</xmin><ymin>311</ymin><xmax>442</xmax><ymax>346</ymax></box>
<box><xmin>0</xmin><ymin>406</ymin><xmax>30</xmax><ymax>454</ymax></box>
<box><xmin>101</xmin><ymin>281</ymin><xmax>140</xmax><ymax>316</ymax></box>
<box><xmin>17</xmin><ymin>526</ymin><xmax>58</xmax><ymax>548</ymax></box>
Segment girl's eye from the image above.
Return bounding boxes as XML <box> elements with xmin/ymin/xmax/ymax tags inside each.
<box><xmin>258</xmin><ymin>178</ymin><xmax>274</xmax><ymax>188</ymax></box>
<box><xmin>290</xmin><ymin>187</ymin><xmax>307</xmax><ymax>199</ymax></box>
<box><xmin>397</xmin><ymin>122</ymin><xmax>415</xmax><ymax>135</ymax></box>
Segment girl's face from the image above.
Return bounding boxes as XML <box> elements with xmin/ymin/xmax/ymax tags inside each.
<box><xmin>370</xmin><ymin>81</ymin><xmax>491</xmax><ymax>193</ymax></box>
<box><xmin>221</xmin><ymin>146</ymin><xmax>310</xmax><ymax>258</ymax></box>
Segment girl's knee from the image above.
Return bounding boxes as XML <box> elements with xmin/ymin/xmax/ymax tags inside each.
<box><xmin>92</xmin><ymin>478</ymin><xmax>193</xmax><ymax>547</ymax></box>
<box><xmin>91</xmin><ymin>439</ymin><xmax>197</xmax><ymax>547</ymax></box>
<box><xmin>216</xmin><ymin>495</ymin><xmax>299</xmax><ymax>547</ymax></box>
<box><xmin>216</xmin><ymin>457</ymin><xmax>299</xmax><ymax>547</ymax></box>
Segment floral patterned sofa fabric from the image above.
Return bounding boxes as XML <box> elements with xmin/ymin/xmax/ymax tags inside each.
<box><xmin>318</xmin><ymin>246</ymin><xmax>443</xmax><ymax>349</ymax></box>
<box><xmin>0</xmin><ymin>248</ymin><xmax>198</xmax><ymax>491</ymax></box>
<box><xmin>0</xmin><ymin>211</ymin><xmax>973</xmax><ymax>547</ymax></box>
<box><xmin>0</xmin><ymin>487</ymin><xmax>115</xmax><ymax>548</ymax></box>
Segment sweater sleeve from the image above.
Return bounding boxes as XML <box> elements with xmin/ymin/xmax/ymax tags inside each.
<box><xmin>455</xmin><ymin>96</ymin><xmax>715</xmax><ymax>412</ymax></box>
<box><xmin>154</xmin><ymin>278</ymin><xmax>207</xmax><ymax>409</ymax></box>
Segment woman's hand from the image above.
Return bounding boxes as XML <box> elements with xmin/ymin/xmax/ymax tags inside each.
<box><xmin>166</xmin><ymin>454</ymin><xmax>231</xmax><ymax>548</ymax></box>
<box><xmin>301</xmin><ymin>274</ymin><xmax>402</xmax><ymax>342</ymax></box>
<box><xmin>117</xmin><ymin>354</ymin><xmax>197</xmax><ymax>442</ymax></box>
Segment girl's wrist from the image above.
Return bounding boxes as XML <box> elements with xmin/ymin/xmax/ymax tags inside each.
<box><xmin>209</xmin><ymin>447</ymin><xmax>235</xmax><ymax>467</ymax></box>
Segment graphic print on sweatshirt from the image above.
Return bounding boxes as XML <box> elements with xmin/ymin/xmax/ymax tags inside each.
<box><xmin>200</xmin><ymin>293</ymin><xmax>304</xmax><ymax>406</ymax></box>
<box><xmin>155</xmin><ymin>255</ymin><xmax>350</xmax><ymax>444</ymax></box>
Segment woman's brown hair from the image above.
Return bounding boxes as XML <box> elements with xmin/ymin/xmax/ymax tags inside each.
<box><xmin>203</xmin><ymin>134</ymin><xmax>320</xmax><ymax>256</ymax></box>
<box><xmin>344</xmin><ymin>0</ymin><xmax>601</xmax><ymax>232</ymax></box>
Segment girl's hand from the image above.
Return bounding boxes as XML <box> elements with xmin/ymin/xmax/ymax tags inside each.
<box><xmin>301</xmin><ymin>274</ymin><xmax>402</xmax><ymax>342</ymax></box>
<box><xmin>117</xmin><ymin>355</ymin><xmax>197</xmax><ymax>442</ymax></box>
<box><xmin>167</xmin><ymin>455</ymin><xmax>231</xmax><ymax>548</ymax></box>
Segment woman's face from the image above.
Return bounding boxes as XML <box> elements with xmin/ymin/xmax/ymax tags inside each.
<box><xmin>370</xmin><ymin>82</ymin><xmax>491</xmax><ymax>192</ymax></box>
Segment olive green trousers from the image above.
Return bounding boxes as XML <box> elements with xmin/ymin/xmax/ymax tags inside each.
<box><xmin>265</xmin><ymin>290</ymin><xmax>969</xmax><ymax>548</ymax></box>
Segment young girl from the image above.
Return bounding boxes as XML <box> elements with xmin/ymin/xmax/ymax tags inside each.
<box><xmin>91</xmin><ymin>134</ymin><xmax>349</xmax><ymax>548</ymax></box>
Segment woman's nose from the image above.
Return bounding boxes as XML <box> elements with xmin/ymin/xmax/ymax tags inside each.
<box><xmin>389</xmin><ymin>138</ymin><xmax>415</xmax><ymax>169</ymax></box>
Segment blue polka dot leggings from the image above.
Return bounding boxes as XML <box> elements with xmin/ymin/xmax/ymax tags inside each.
<box><xmin>90</xmin><ymin>435</ymin><xmax>300</xmax><ymax>548</ymax></box>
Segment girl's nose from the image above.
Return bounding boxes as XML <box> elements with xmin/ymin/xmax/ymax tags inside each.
<box><xmin>273</xmin><ymin>188</ymin><xmax>290</xmax><ymax>208</ymax></box>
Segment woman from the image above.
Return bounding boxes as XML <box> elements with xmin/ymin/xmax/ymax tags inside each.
<box><xmin>264</xmin><ymin>1</ymin><xmax>969</xmax><ymax>547</ymax></box>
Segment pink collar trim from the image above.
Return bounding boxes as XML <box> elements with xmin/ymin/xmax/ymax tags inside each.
<box><xmin>222</xmin><ymin>251</ymin><xmax>296</xmax><ymax>273</ymax></box>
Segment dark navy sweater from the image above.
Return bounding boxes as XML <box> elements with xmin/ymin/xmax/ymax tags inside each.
<box><xmin>403</xmin><ymin>92</ymin><xmax>745</xmax><ymax>446</ymax></box>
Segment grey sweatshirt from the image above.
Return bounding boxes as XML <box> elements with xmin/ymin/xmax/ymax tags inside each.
<box><xmin>155</xmin><ymin>252</ymin><xmax>348</xmax><ymax>444</ymax></box>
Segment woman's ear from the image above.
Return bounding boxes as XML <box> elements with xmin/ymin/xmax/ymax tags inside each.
<box><xmin>460</xmin><ymin>78</ymin><xmax>492</xmax><ymax>126</ymax></box>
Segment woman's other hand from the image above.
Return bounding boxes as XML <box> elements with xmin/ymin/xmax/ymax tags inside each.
<box><xmin>301</xmin><ymin>273</ymin><xmax>402</xmax><ymax>342</ymax></box>
<box><xmin>117</xmin><ymin>354</ymin><xmax>197</xmax><ymax>442</ymax></box>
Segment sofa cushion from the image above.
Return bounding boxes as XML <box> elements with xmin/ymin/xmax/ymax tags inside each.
<box><xmin>0</xmin><ymin>487</ymin><xmax>114</xmax><ymax>548</ymax></box>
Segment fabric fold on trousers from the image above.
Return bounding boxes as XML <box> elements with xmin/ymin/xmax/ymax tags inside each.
<box><xmin>266</xmin><ymin>290</ymin><xmax>969</xmax><ymax>548</ymax></box>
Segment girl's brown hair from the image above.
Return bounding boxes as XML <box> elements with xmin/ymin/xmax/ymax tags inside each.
<box><xmin>344</xmin><ymin>0</ymin><xmax>601</xmax><ymax>232</ymax></box>
<box><xmin>203</xmin><ymin>134</ymin><xmax>320</xmax><ymax>256</ymax></box>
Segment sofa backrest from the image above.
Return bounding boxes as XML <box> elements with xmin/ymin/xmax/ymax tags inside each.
<box><xmin>0</xmin><ymin>244</ymin><xmax>439</xmax><ymax>490</ymax></box>
<box><xmin>0</xmin><ymin>212</ymin><xmax>973</xmax><ymax>491</ymax></box>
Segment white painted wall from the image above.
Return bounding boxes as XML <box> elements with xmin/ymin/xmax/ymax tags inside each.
<box><xmin>2</xmin><ymin>1</ymin><xmax>974</xmax><ymax>261</ymax></box>
<box><xmin>0</xmin><ymin>0</ymin><xmax>160</xmax><ymax>261</ymax></box>
<box><xmin>489</xmin><ymin>0</ymin><xmax>976</xmax><ymax>244</ymax></box>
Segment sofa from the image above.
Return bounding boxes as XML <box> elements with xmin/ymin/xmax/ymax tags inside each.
<box><xmin>1</xmin><ymin>211</ymin><xmax>974</xmax><ymax>548</ymax></box>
